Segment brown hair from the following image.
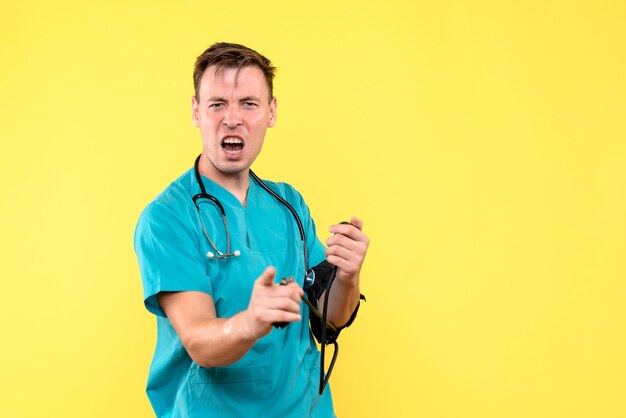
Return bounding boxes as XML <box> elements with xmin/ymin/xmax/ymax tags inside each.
<box><xmin>193</xmin><ymin>42</ymin><xmax>277</xmax><ymax>102</ymax></box>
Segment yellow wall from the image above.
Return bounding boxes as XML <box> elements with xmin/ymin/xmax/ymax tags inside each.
<box><xmin>1</xmin><ymin>1</ymin><xmax>625</xmax><ymax>417</ymax></box>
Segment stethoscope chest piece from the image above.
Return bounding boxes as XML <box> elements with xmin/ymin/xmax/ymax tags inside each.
<box><xmin>207</xmin><ymin>249</ymin><xmax>241</xmax><ymax>259</ymax></box>
<box><xmin>304</xmin><ymin>269</ymin><xmax>315</xmax><ymax>291</ymax></box>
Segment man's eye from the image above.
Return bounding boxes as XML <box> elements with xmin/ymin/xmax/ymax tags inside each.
<box><xmin>209</xmin><ymin>103</ymin><xmax>224</xmax><ymax>109</ymax></box>
<box><xmin>243</xmin><ymin>102</ymin><xmax>257</xmax><ymax>108</ymax></box>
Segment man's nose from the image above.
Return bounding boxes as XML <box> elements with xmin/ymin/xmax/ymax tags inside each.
<box><xmin>223</xmin><ymin>105</ymin><xmax>243</xmax><ymax>128</ymax></box>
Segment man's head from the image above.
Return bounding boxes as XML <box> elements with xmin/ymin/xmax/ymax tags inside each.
<box><xmin>193</xmin><ymin>42</ymin><xmax>276</xmax><ymax>103</ymax></box>
<box><xmin>191</xmin><ymin>43</ymin><xmax>278</xmax><ymax>183</ymax></box>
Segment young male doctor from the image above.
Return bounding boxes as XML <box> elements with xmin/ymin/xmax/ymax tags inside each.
<box><xmin>134</xmin><ymin>42</ymin><xmax>369</xmax><ymax>418</ymax></box>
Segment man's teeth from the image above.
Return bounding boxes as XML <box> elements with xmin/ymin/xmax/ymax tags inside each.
<box><xmin>223</xmin><ymin>138</ymin><xmax>243</xmax><ymax>144</ymax></box>
<box><xmin>222</xmin><ymin>137</ymin><xmax>244</xmax><ymax>155</ymax></box>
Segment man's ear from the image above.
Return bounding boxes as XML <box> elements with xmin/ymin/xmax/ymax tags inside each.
<box><xmin>191</xmin><ymin>95</ymin><xmax>200</xmax><ymax>127</ymax></box>
<box><xmin>268</xmin><ymin>96</ymin><xmax>277</xmax><ymax>127</ymax></box>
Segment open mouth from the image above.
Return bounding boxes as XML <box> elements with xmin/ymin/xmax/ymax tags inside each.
<box><xmin>221</xmin><ymin>137</ymin><xmax>244</xmax><ymax>155</ymax></box>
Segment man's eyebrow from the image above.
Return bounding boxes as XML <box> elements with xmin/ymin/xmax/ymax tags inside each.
<box><xmin>240</xmin><ymin>96</ymin><xmax>261</xmax><ymax>102</ymax></box>
<box><xmin>206</xmin><ymin>96</ymin><xmax>228</xmax><ymax>102</ymax></box>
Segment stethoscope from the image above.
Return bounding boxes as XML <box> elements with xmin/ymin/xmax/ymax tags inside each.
<box><xmin>192</xmin><ymin>154</ymin><xmax>340</xmax><ymax>394</ymax></box>
<box><xmin>192</xmin><ymin>154</ymin><xmax>318</xmax><ymax>290</ymax></box>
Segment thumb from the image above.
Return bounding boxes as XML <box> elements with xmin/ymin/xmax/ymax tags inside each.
<box><xmin>256</xmin><ymin>266</ymin><xmax>277</xmax><ymax>286</ymax></box>
<box><xmin>350</xmin><ymin>216</ymin><xmax>364</xmax><ymax>231</ymax></box>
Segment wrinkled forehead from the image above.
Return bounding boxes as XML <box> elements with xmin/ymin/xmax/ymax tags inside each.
<box><xmin>198</xmin><ymin>65</ymin><xmax>271</xmax><ymax>101</ymax></box>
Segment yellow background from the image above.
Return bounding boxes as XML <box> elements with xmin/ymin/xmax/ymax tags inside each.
<box><xmin>1</xmin><ymin>1</ymin><xmax>625</xmax><ymax>417</ymax></box>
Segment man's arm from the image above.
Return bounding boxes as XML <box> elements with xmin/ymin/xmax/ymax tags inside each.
<box><xmin>157</xmin><ymin>267</ymin><xmax>303</xmax><ymax>368</ymax></box>
<box><xmin>321</xmin><ymin>216</ymin><xmax>369</xmax><ymax>327</ymax></box>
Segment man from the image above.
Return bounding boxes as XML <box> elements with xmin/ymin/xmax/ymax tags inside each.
<box><xmin>134</xmin><ymin>42</ymin><xmax>368</xmax><ymax>418</ymax></box>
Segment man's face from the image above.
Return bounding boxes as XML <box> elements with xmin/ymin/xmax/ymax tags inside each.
<box><xmin>192</xmin><ymin>65</ymin><xmax>276</xmax><ymax>181</ymax></box>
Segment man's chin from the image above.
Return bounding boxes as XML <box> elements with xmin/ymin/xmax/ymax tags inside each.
<box><xmin>199</xmin><ymin>156</ymin><xmax>251</xmax><ymax>179</ymax></box>
<box><xmin>216</xmin><ymin>162</ymin><xmax>252</xmax><ymax>176</ymax></box>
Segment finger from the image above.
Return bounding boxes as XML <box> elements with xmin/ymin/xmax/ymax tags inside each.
<box><xmin>327</xmin><ymin>230</ymin><xmax>369</xmax><ymax>252</ymax></box>
<box><xmin>255</xmin><ymin>266</ymin><xmax>276</xmax><ymax>287</ymax></box>
<box><xmin>285</xmin><ymin>282</ymin><xmax>305</xmax><ymax>298</ymax></box>
<box><xmin>326</xmin><ymin>255</ymin><xmax>360</xmax><ymax>277</ymax></box>
<box><xmin>326</xmin><ymin>233</ymin><xmax>368</xmax><ymax>252</ymax></box>
<box><xmin>255</xmin><ymin>306</ymin><xmax>302</xmax><ymax>329</ymax></box>
<box><xmin>261</xmin><ymin>297</ymin><xmax>303</xmax><ymax>328</ymax></box>
<box><xmin>262</xmin><ymin>297</ymin><xmax>302</xmax><ymax>314</ymax></box>
<box><xmin>325</xmin><ymin>243</ymin><xmax>360</xmax><ymax>262</ymax></box>
<box><xmin>329</xmin><ymin>221</ymin><xmax>367</xmax><ymax>241</ymax></box>
<box><xmin>271</xmin><ymin>282</ymin><xmax>305</xmax><ymax>300</ymax></box>
<box><xmin>270</xmin><ymin>311</ymin><xmax>302</xmax><ymax>325</ymax></box>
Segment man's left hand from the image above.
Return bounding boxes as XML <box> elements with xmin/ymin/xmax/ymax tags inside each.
<box><xmin>325</xmin><ymin>216</ymin><xmax>369</xmax><ymax>283</ymax></box>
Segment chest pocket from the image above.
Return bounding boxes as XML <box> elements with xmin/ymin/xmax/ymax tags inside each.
<box><xmin>184</xmin><ymin>365</ymin><xmax>271</xmax><ymax>418</ymax></box>
<box><xmin>243</xmin><ymin>203</ymin><xmax>295</xmax><ymax>255</ymax></box>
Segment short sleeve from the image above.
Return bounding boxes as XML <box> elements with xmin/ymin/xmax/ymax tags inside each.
<box><xmin>134</xmin><ymin>201</ymin><xmax>212</xmax><ymax>317</ymax></box>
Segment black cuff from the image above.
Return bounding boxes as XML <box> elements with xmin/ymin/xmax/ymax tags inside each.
<box><xmin>306</xmin><ymin>260</ymin><xmax>366</xmax><ymax>344</ymax></box>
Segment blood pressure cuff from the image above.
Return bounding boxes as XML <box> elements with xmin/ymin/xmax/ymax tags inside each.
<box><xmin>306</xmin><ymin>260</ymin><xmax>366</xmax><ymax>345</ymax></box>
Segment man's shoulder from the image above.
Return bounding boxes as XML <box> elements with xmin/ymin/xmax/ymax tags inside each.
<box><xmin>137</xmin><ymin>168</ymin><xmax>196</xmax><ymax>225</ymax></box>
<box><xmin>149</xmin><ymin>168</ymin><xmax>196</xmax><ymax>207</ymax></box>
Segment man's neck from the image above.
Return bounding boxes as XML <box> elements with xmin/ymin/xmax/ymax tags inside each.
<box><xmin>198</xmin><ymin>158</ymin><xmax>250</xmax><ymax>206</ymax></box>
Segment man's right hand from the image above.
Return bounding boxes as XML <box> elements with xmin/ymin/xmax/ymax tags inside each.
<box><xmin>243</xmin><ymin>266</ymin><xmax>304</xmax><ymax>340</ymax></box>
<box><xmin>158</xmin><ymin>266</ymin><xmax>304</xmax><ymax>368</ymax></box>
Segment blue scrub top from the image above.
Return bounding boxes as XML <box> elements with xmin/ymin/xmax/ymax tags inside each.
<box><xmin>134</xmin><ymin>168</ymin><xmax>335</xmax><ymax>418</ymax></box>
